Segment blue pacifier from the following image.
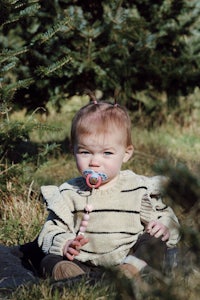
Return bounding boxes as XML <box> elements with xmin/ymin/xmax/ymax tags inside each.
<box><xmin>83</xmin><ymin>169</ymin><xmax>108</xmax><ymax>188</ymax></box>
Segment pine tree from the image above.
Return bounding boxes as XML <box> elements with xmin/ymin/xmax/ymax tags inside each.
<box><xmin>1</xmin><ymin>0</ymin><xmax>200</xmax><ymax>114</ymax></box>
<box><xmin>0</xmin><ymin>1</ymin><xmax>61</xmax><ymax>191</ymax></box>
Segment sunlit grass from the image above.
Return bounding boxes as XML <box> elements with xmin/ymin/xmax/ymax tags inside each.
<box><xmin>9</xmin><ymin>278</ymin><xmax>116</xmax><ymax>300</ymax></box>
<box><xmin>0</xmin><ymin>187</ymin><xmax>46</xmax><ymax>245</ymax></box>
<box><xmin>132</xmin><ymin>125</ymin><xmax>200</xmax><ymax>171</ymax></box>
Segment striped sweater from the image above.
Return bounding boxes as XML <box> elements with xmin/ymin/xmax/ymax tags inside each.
<box><xmin>38</xmin><ymin>170</ymin><xmax>180</xmax><ymax>267</ymax></box>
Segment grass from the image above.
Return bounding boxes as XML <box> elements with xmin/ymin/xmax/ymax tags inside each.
<box><xmin>0</xmin><ymin>97</ymin><xmax>200</xmax><ymax>299</ymax></box>
<box><xmin>7</xmin><ymin>278</ymin><xmax>116</xmax><ymax>300</ymax></box>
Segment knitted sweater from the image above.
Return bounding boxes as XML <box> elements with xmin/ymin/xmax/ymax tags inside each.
<box><xmin>38</xmin><ymin>170</ymin><xmax>180</xmax><ymax>267</ymax></box>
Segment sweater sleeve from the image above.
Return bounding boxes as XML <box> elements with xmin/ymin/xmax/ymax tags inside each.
<box><xmin>37</xmin><ymin>185</ymin><xmax>76</xmax><ymax>256</ymax></box>
<box><xmin>140</xmin><ymin>176</ymin><xmax>180</xmax><ymax>248</ymax></box>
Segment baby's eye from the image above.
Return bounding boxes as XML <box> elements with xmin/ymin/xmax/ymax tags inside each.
<box><xmin>77</xmin><ymin>149</ymin><xmax>90</xmax><ymax>155</ymax></box>
<box><xmin>104</xmin><ymin>151</ymin><xmax>113</xmax><ymax>156</ymax></box>
<box><xmin>80</xmin><ymin>151</ymin><xmax>90</xmax><ymax>154</ymax></box>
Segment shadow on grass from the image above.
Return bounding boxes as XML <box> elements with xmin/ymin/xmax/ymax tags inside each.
<box><xmin>5</xmin><ymin>136</ymin><xmax>71</xmax><ymax>164</ymax></box>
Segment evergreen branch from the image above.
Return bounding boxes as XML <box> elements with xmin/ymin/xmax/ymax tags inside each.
<box><xmin>1</xmin><ymin>61</ymin><xmax>18</xmax><ymax>73</ymax></box>
<box><xmin>2</xmin><ymin>3</ymin><xmax>40</xmax><ymax>27</ymax></box>
<box><xmin>34</xmin><ymin>123</ymin><xmax>62</xmax><ymax>133</ymax></box>
<box><xmin>0</xmin><ymin>47</ymin><xmax>29</xmax><ymax>64</ymax></box>
<box><xmin>0</xmin><ymin>102</ymin><xmax>12</xmax><ymax>115</ymax></box>
<box><xmin>1</xmin><ymin>17</ymin><xmax>20</xmax><ymax>27</ymax></box>
<box><xmin>13</xmin><ymin>0</ymin><xmax>29</xmax><ymax>10</ymax></box>
<box><xmin>0</xmin><ymin>88</ymin><xmax>16</xmax><ymax>110</ymax></box>
<box><xmin>10</xmin><ymin>0</ymin><xmax>20</xmax><ymax>4</ymax></box>
<box><xmin>4</xmin><ymin>78</ymin><xmax>34</xmax><ymax>91</ymax></box>
<box><xmin>14</xmin><ymin>0</ymin><xmax>39</xmax><ymax>10</ymax></box>
<box><xmin>36</xmin><ymin>56</ymin><xmax>72</xmax><ymax>77</ymax></box>
<box><xmin>34</xmin><ymin>19</ymin><xmax>72</xmax><ymax>45</ymax></box>
<box><xmin>19</xmin><ymin>3</ymin><xmax>40</xmax><ymax>17</ymax></box>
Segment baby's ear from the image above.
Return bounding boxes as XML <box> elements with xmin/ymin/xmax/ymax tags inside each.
<box><xmin>123</xmin><ymin>145</ymin><xmax>134</xmax><ymax>163</ymax></box>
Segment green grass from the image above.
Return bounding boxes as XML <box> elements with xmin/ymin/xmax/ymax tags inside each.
<box><xmin>0</xmin><ymin>98</ymin><xmax>200</xmax><ymax>299</ymax></box>
<box><xmin>6</xmin><ymin>278</ymin><xmax>116</xmax><ymax>300</ymax></box>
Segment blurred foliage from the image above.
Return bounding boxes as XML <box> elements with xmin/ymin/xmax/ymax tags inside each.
<box><xmin>0</xmin><ymin>0</ymin><xmax>200</xmax><ymax>116</ymax></box>
<box><xmin>0</xmin><ymin>102</ymin><xmax>61</xmax><ymax>192</ymax></box>
<box><xmin>154</xmin><ymin>161</ymin><xmax>200</xmax><ymax>271</ymax></box>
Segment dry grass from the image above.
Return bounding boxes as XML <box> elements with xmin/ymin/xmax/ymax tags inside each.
<box><xmin>0</xmin><ymin>183</ymin><xmax>46</xmax><ymax>245</ymax></box>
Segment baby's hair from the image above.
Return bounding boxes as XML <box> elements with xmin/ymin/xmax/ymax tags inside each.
<box><xmin>70</xmin><ymin>93</ymin><xmax>133</xmax><ymax>149</ymax></box>
<box><xmin>85</xmin><ymin>89</ymin><xmax>98</xmax><ymax>104</ymax></box>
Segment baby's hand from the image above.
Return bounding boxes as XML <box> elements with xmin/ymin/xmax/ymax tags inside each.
<box><xmin>146</xmin><ymin>220</ymin><xmax>170</xmax><ymax>241</ymax></box>
<box><xmin>63</xmin><ymin>235</ymin><xmax>89</xmax><ymax>260</ymax></box>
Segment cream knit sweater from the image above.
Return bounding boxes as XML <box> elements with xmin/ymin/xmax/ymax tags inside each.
<box><xmin>38</xmin><ymin>170</ymin><xmax>180</xmax><ymax>267</ymax></box>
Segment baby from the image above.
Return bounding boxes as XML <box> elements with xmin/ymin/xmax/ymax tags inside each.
<box><xmin>38</xmin><ymin>98</ymin><xmax>180</xmax><ymax>280</ymax></box>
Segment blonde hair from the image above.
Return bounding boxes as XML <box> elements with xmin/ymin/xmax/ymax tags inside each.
<box><xmin>70</xmin><ymin>101</ymin><xmax>133</xmax><ymax>149</ymax></box>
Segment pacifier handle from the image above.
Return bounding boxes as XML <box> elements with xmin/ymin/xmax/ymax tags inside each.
<box><xmin>86</xmin><ymin>173</ymin><xmax>102</xmax><ymax>188</ymax></box>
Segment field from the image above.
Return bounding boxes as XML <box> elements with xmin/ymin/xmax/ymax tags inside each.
<box><xmin>0</xmin><ymin>96</ymin><xmax>199</xmax><ymax>299</ymax></box>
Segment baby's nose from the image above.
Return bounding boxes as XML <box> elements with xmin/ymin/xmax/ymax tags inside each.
<box><xmin>89</xmin><ymin>156</ymin><xmax>100</xmax><ymax>167</ymax></box>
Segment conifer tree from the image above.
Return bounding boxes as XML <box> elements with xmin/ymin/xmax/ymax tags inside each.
<box><xmin>1</xmin><ymin>0</ymin><xmax>200</xmax><ymax>114</ymax></box>
<box><xmin>0</xmin><ymin>0</ymin><xmax>60</xmax><ymax>186</ymax></box>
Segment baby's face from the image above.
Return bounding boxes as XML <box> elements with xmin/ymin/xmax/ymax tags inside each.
<box><xmin>74</xmin><ymin>130</ymin><xmax>133</xmax><ymax>188</ymax></box>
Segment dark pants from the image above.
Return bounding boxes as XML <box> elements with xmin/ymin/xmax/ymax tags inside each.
<box><xmin>39</xmin><ymin>232</ymin><xmax>177</xmax><ymax>278</ymax></box>
<box><xmin>19</xmin><ymin>238</ymin><xmax>45</xmax><ymax>274</ymax></box>
<box><xmin>129</xmin><ymin>232</ymin><xmax>167</xmax><ymax>271</ymax></box>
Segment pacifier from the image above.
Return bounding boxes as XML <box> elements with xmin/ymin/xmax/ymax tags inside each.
<box><xmin>83</xmin><ymin>169</ymin><xmax>108</xmax><ymax>188</ymax></box>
